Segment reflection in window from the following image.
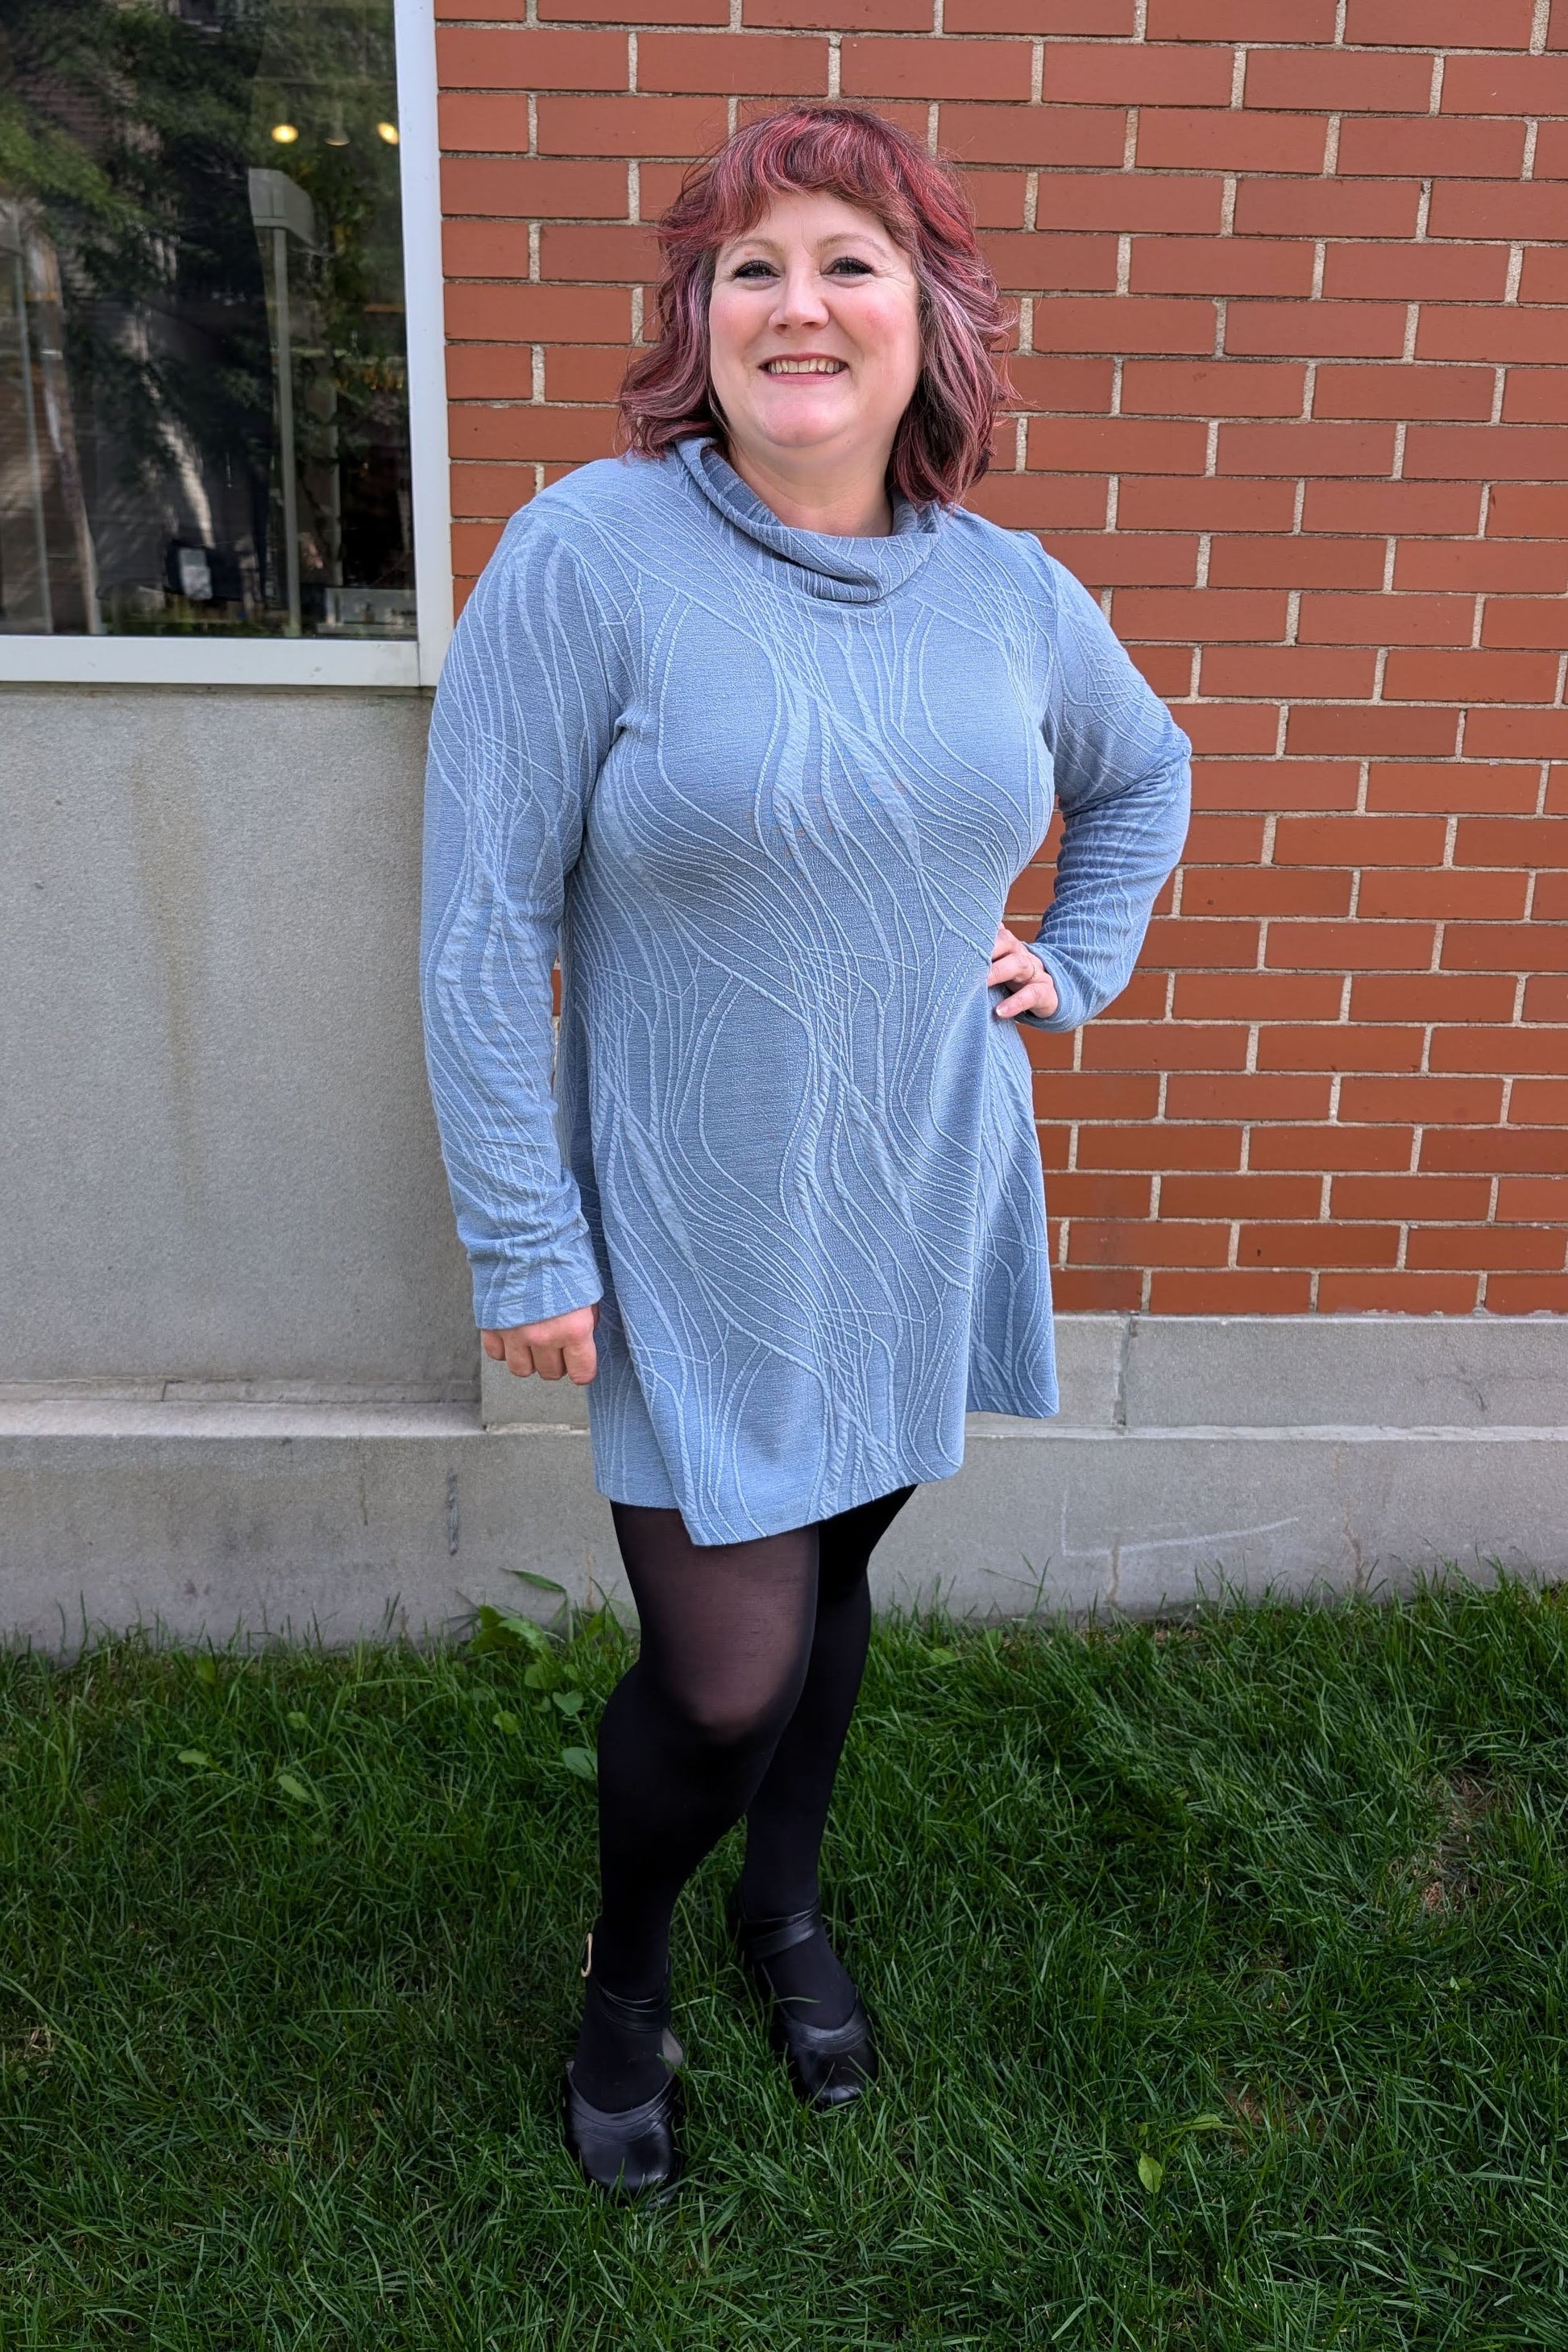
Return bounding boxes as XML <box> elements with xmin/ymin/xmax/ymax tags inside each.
<box><xmin>0</xmin><ymin>0</ymin><xmax>415</xmax><ymax>640</ymax></box>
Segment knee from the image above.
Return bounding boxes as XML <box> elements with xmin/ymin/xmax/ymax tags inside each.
<box><xmin>667</xmin><ymin>1673</ymin><xmax>801</xmax><ymax>1757</ymax></box>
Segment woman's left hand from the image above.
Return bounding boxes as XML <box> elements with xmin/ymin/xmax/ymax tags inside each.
<box><xmin>989</xmin><ymin>922</ymin><xmax>1060</xmax><ymax>1022</ymax></box>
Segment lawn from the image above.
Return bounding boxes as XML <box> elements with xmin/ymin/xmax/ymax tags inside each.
<box><xmin>1</xmin><ymin>1570</ymin><xmax>1565</xmax><ymax>2349</ymax></box>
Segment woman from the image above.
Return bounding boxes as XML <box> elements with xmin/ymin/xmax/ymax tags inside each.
<box><xmin>420</xmin><ymin>102</ymin><xmax>1191</xmax><ymax>2199</ymax></box>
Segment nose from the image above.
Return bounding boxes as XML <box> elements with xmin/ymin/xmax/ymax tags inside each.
<box><xmin>768</xmin><ymin>255</ymin><xmax>831</xmax><ymax>331</ymax></box>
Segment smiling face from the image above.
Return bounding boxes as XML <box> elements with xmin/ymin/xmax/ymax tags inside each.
<box><xmin>707</xmin><ymin>189</ymin><xmax>923</xmax><ymax>526</ymax></box>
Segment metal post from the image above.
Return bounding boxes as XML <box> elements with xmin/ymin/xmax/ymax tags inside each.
<box><xmin>12</xmin><ymin>247</ymin><xmax>52</xmax><ymax>633</ymax></box>
<box><xmin>271</xmin><ymin>224</ymin><xmax>301</xmax><ymax>637</ymax></box>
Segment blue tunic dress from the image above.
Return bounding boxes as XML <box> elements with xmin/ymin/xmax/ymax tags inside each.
<box><xmin>420</xmin><ymin>436</ymin><xmax>1191</xmax><ymax>1545</ymax></box>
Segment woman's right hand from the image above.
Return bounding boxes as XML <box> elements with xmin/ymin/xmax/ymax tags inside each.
<box><xmin>482</xmin><ymin>1301</ymin><xmax>599</xmax><ymax>1385</ymax></box>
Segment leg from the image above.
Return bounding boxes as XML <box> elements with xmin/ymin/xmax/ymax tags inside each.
<box><xmin>572</xmin><ymin>1500</ymin><xmax>819</xmax><ymax>2109</ymax></box>
<box><xmin>736</xmin><ymin>1483</ymin><xmax>918</xmax><ymax>2027</ymax></box>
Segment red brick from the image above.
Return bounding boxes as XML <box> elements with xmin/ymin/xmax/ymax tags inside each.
<box><xmin>1352</xmin><ymin>972</ymin><xmax>1520</xmax><ymax>1022</ymax></box>
<box><xmin>963</xmin><ymin>169</ymin><xmax>1031</xmax><ymax>229</ymax></box>
<box><xmin>1503</xmin><ymin>374</ymin><xmax>1568</xmax><ymax>429</ymax></box>
<box><xmin>539</xmin><ymin>223</ymin><xmax>660</xmax><ymax>280</ymax></box>
<box><xmin>1181</xmin><ymin>869</ymin><xmax>1352</xmax><ymax>919</ymax></box>
<box><xmin>1029</xmin><ymin>421</ymin><xmax>1210</xmax><ymax>478</ymax></box>
<box><xmin>1517</xmin><ymin>248</ymin><xmax>1568</xmax><ymax>305</ymax></box>
<box><xmin>1333</xmin><ymin>1175</ymin><xmax>1492</xmax><ymax>1220</ymax></box>
<box><xmin>637</xmin><ymin>33</ymin><xmax>828</xmax><ymax>90</ymax></box>
<box><xmin>1163</xmin><ymin>1174</ymin><xmax>1324</xmax><ymax>1217</ymax></box>
<box><xmin>1555</xmin><ymin>2</ymin><xmax>1568</xmax><ymax>52</ymax></box>
<box><xmin>1132</xmin><ymin>239</ymin><xmax>1316</xmax><ymax>298</ymax></box>
<box><xmin>1296</xmin><ymin>594</ymin><xmax>1473</xmax><ymax>649</ymax></box>
<box><xmin>1181</xmin><ymin>707</ymin><xmax>1287</xmax><ymax>755</ymax></box>
<box><xmin>542</xmin><ymin>0</ymin><xmax>727</xmax><ymax>17</ymax></box>
<box><xmin>438</xmin><ymin>28</ymin><xmax>627</xmax><ymax>87</ymax></box>
<box><xmin>1409</xmin><ymin>1227</ymin><xmax>1568</xmax><ymax>1271</ymax></box>
<box><xmin>1366</xmin><ymin>761</ymin><xmax>1543</xmax><ymax>815</ymax></box>
<box><xmin>1234</xmin><ymin>180</ymin><xmax>1422</xmax><ymax>239</ymax></box>
<box><xmin>442</xmin><ymin>159</ymin><xmax>628</xmax><ymax>218</ymax></box>
<box><xmin>1396</xmin><ymin>541</ymin><xmax>1568</xmax><ymax>594</ymax></box>
<box><xmin>1127</xmin><ymin>646</ymin><xmax>1195</xmax><ymax>697</ymax></box>
<box><xmin>1483</xmin><ymin>602</ymin><xmax>1568</xmax><ymax>651</ymax></box>
<box><xmin>1167</xmin><ymin>1073</ymin><xmax>1334</xmax><ymax>1120</ymax></box>
<box><xmin>1274</xmin><ymin>815</ymin><xmax>1447</xmax><ymax>865</ymax></box>
<box><xmin>940</xmin><ymin>102</ymin><xmax>1127</xmax><ymax>165</ymax></box>
<box><xmin>1488</xmin><ymin>486</ymin><xmax>1568</xmax><ymax>540</ymax></box>
<box><xmin>1145</xmin><ymin>916</ymin><xmax>1261</xmax><ymax>969</ymax></box>
<box><xmin>445</xmin><ymin>283</ymin><xmax>632</xmax><ymax>341</ymax></box>
<box><xmin>1035</xmin><ymin>1073</ymin><xmax>1163</xmax><ymax>1121</ymax></box>
<box><xmin>947</xmin><ymin>0</ymin><xmax>1134</xmax><ymax>24</ymax></box>
<box><xmin>1442</xmin><ymin>55</ymin><xmax>1568</xmax><ymax>115</ymax></box>
<box><xmin>1047</xmin><ymin>535</ymin><xmax>1201</xmax><ymax>590</ymax></box>
<box><xmin>1117</xmin><ymin>587</ymin><xmax>1287</xmax><ymax>641</ymax></box>
<box><xmin>1464</xmin><ymin>709</ymin><xmax>1568</xmax><ymax>761</ymax></box>
<box><xmin>1177</xmin><ymin>971</ymin><xmax>1346</xmax><ymax>1018</ymax></box>
<box><xmin>1051</xmin><ymin>1269</ymin><xmax>1146</xmax><ymax>1311</ymax></box>
<box><xmin>1044</xmin><ymin>44</ymin><xmax>1236</xmax><ymax>106</ymax></box>
<box><xmin>1069</xmin><ymin>1220</ymin><xmax>1232</xmax><ymax>1267</ymax></box>
<box><xmin>452</xmin><ymin>406</ymin><xmax>615</xmax><ymax>463</ymax></box>
<box><xmin>1431</xmin><ymin>1027</ymin><xmax>1568</xmax><ymax>1075</ymax></box>
<box><xmin>535</xmin><ymin>95</ymin><xmax>724</xmax><ymax>154</ymax></box>
<box><xmin>1240</xmin><ymin>1222</ymin><xmax>1401</xmax><ymax>1267</ymax></box>
<box><xmin>1217</xmin><ymin>421</ymin><xmax>1397</xmax><ymax>474</ymax></box>
<box><xmin>1151</xmin><ymin>1270</ymin><xmax>1317</xmax><ymax>1310</ymax></box>
<box><xmin>1076</xmin><ymin>1125</ymin><xmax>1246</xmax><ymax>1171</ymax></box>
<box><xmin>1119</xmin><ymin>361</ymin><xmax>1305</xmax><ymax>418</ymax></box>
<box><xmin>1202</xmin><ymin>646</ymin><xmax>1379</xmax><ymax>697</ymax></box>
<box><xmin>983</xmin><ymin>234</ymin><xmax>1119</xmax><ymax>291</ymax></box>
<box><xmin>442</xmin><ymin>219</ymin><xmax>533</xmax><ymax>280</ymax></box>
<box><xmin>745</xmin><ymin>0</ymin><xmax>923</xmax><ymax>21</ymax></box>
<box><xmin>1426</xmin><ymin>180</ymin><xmax>1568</xmax><ymax>241</ymax></box>
<box><xmin>965</xmin><ymin>475</ymin><xmax>1110</xmax><ymax>529</ymax></box>
<box><xmin>1209</xmin><ymin>537</ymin><xmax>1384</xmax><ymax>590</ymax></box>
<box><xmin>1149</xmin><ymin>0</ymin><xmax>1335</xmax><ymax>33</ymax></box>
<box><xmin>1035</xmin><ymin>178</ymin><xmax>1225</xmax><ymax>234</ymax></box>
<box><xmin>1383</xmin><ymin>649</ymin><xmax>1561</xmax><ymax>703</ymax></box>
<box><xmin>1257</xmin><ymin>1024</ymin><xmax>1425</xmax><ymax>1072</ymax></box>
<box><xmin>1345</xmin><ymin>0</ymin><xmax>1534</xmax><ymax>40</ymax></box>
<box><xmin>1421</xmin><ymin>1128</ymin><xmax>1567</xmax><ymax>1172</ymax></box>
<box><xmin>1266</xmin><ymin>920</ymin><xmax>1437</xmax><ymax>970</ymax></box>
<box><xmin>842</xmin><ymin>35</ymin><xmax>1030</xmax><ymax>97</ymax></box>
<box><xmin>1048</xmin><ymin>1174</ymin><xmax>1155</xmax><ymax>1219</ymax></box>
<box><xmin>446</xmin><ymin>346</ymin><xmax>538</xmax><ymax>400</ymax></box>
<box><xmin>1286</xmin><ymin>705</ymin><xmax>1460</xmax><ymax>759</ymax></box>
<box><xmin>1225</xmin><ymin>305</ymin><xmax>1408</xmax><ymax>362</ymax></box>
<box><xmin>1007</xmin><ymin>355</ymin><xmax>1116</xmax><ymax>410</ymax></box>
<box><xmin>1442</xmin><ymin>922</ymin><xmax>1568</xmax><ymax>971</ymax></box>
<box><xmin>1418</xmin><ymin>311</ymin><xmax>1568</xmax><ymax>369</ymax></box>
<box><xmin>1032</xmin><ymin>297</ymin><xmax>1217</xmax><ymax>355</ymax></box>
<box><xmin>1533</xmin><ymin>118</ymin><xmax>1568</xmax><ymax>175</ymax></box>
<box><xmin>1330</xmin><ymin>355</ymin><xmax>1488</xmax><ymax>422</ymax></box>
<box><xmin>1246</xmin><ymin>48</ymin><xmax>1433</xmax><ymax>112</ymax></box>
<box><xmin>1496</xmin><ymin>1176</ymin><xmax>1568</xmax><ymax>1220</ymax></box>
<box><xmin>1080</xmin><ymin>1021</ymin><xmax>1251</xmax><ymax>1071</ymax></box>
<box><xmin>1194</xmin><ymin>761</ymin><xmax>1360</xmax><ymax>814</ymax></box>
<box><xmin>1533</xmin><ymin>873</ymin><xmax>1568</xmax><ymax>920</ymax></box>
<box><xmin>450</xmin><ymin>463</ymin><xmax>533</xmax><ymax>517</ymax></box>
<box><xmin>1250</xmin><ymin>1124</ymin><xmax>1415</xmax><ymax>1171</ymax></box>
<box><xmin>1137</xmin><ymin>110</ymin><xmax>1326</xmax><ymax>174</ymax></box>
<box><xmin>1511</xmin><ymin>1080</ymin><xmax>1568</xmax><ymax>1124</ymax></box>
<box><xmin>1322</xmin><ymin>248</ymin><xmax>1511</xmax><ymax>306</ymax></box>
<box><xmin>1487</xmin><ymin>1274</ymin><xmax>1568</xmax><ymax>1310</ymax></box>
<box><xmin>1338</xmin><ymin>118</ymin><xmax>1529</xmax><ymax>176</ymax></box>
<box><xmin>1305</xmin><ymin>483</ymin><xmax>1482</xmax><ymax>534</ymax></box>
<box><xmin>543</xmin><ymin>345</ymin><xmax>633</xmax><ymax>403</ymax></box>
<box><xmin>1421</xmin><ymin>807</ymin><xmax>1555</xmax><ymax>881</ymax></box>
<box><xmin>1120</xmin><ymin>479</ymin><xmax>1299</xmax><ymax>532</ymax></box>
<box><xmin>451</xmin><ymin>521</ymin><xmax>506</xmax><ymax>579</ymax></box>
<box><xmin>1319</xmin><ymin>1273</ymin><xmax>1482</xmax><ymax>1311</ymax></box>
<box><xmin>1359</xmin><ymin>870</ymin><xmax>1530</xmax><ymax>921</ymax></box>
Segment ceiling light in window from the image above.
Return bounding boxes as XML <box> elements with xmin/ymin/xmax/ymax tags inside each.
<box><xmin>375</xmin><ymin>121</ymin><xmax>399</xmax><ymax>145</ymax></box>
<box><xmin>271</xmin><ymin>122</ymin><xmax>299</xmax><ymax>144</ymax></box>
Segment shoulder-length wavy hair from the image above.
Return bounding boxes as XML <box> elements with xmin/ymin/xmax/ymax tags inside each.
<box><xmin>616</xmin><ymin>103</ymin><xmax>1016</xmax><ymax>510</ymax></box>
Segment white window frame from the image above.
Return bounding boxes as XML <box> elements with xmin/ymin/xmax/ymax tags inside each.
<box><xmin>0</xmin><ymin>0</ymin><xmax>452</xmax><ymax>691</ymax></box>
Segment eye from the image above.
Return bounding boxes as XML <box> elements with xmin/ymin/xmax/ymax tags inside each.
<box><xmin>731</xmin><ymin>258</ymin><xmax>776</xmax><ymax>280</ymax></box>
<box><xmin>827</xmin><ymin>255</ymin><xmax>874</xmax><ymax>276</ymax></box>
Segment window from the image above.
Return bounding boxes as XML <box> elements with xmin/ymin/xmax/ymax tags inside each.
<box><xmin>0</xmin><ymin>0</ymin><xmax>448</xmax><ymax>684</ymax></box>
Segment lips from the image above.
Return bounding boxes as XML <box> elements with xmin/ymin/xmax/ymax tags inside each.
<box><xmin>761</xmin><ymin>356</ymin><xmax>848</xmax><ymax>375</ymax></box>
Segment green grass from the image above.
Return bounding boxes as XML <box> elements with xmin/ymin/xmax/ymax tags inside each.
<box><xmin>2</xmin><ymin>1572</ymin><xmax>1566</xmax><ymax>2349</ymax></box>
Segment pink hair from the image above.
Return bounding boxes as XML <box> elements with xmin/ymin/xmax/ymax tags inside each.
<box><xmin>616</xmin><ymin>103</ymin><xmax>1016</xmax><ymax>509</ymax></box>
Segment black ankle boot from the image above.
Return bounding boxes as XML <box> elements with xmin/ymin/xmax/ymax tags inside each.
<box><xmin>562</xmin><ymin>1924</ymin><xmax>685</xmax><ymax>2200</ymax></box>
<box><xmin>725</xmin><ymin>1884</ymin><xmax>879</xmax><ymax>2110</ymax></box>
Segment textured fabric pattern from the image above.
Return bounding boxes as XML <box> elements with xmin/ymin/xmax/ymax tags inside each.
<box><xmin>420</xmin><ymin>438</ymin><xmax>1191</xmax><ymax>1544</ymax></box>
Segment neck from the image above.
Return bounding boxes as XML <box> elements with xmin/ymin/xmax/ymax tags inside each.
<box><xmin>721</xmin><ymin>441</ymin><xmax>895</xmax><ymax>538</ymax></box>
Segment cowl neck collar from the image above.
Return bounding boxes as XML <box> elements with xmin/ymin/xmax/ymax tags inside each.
<box><xmin>674</xmin><ymin>433</ymin><xmax>944</xmax><ymax>605</ymax></box>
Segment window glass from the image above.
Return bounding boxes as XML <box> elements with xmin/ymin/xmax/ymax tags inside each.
<box><xmin>0</xmin><ymin>0</ymin><xmax>414</xmax><ymax>641</ymax></box>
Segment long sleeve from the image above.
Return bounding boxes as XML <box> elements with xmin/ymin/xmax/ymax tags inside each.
<box><xmin>419</xmin><ymin>505</ymin><xmax>616</xmax><ymax>1330</ymax></box>
<box><xmin>1013</xmin><ymin>545</ymin><xmax>1193</xmax><ymax>1034</ymax></box>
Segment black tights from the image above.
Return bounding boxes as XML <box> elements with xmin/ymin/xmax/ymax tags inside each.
<box><xmin>573</xmin><ymin>1482</ymin><xmax>916</xmax><ymax>2108</ymax></box>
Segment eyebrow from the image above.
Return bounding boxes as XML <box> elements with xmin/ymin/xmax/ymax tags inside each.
<box><xmin>720</xmin><ymin>228</ymin><xmax>893</xmax><ymax>258</ymax></box>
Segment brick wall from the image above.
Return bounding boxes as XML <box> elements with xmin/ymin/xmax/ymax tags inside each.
<box><xmin>435</xmin><ymin>0</ymin><xmax>1568</xmax><ymax>1317</ymax></box>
